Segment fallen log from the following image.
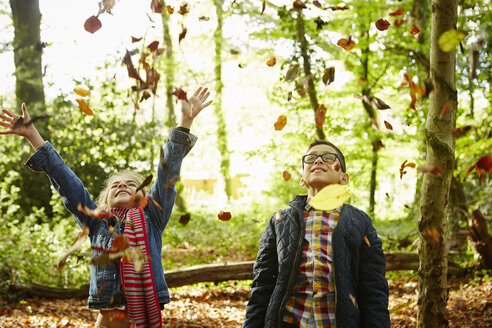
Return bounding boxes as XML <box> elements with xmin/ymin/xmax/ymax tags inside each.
<box><xmin>9</xmin><ymin>252</ymin><xmax>468</xmax><ymax>299</ymax></box>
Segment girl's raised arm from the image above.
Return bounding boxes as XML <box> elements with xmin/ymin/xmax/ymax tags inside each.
<box><xmin>0</xmin><ymin>103</ymin><xmax>45</xmax><ymax>149</ymax></box>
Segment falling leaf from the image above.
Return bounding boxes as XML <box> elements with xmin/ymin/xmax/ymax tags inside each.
<box><xmin>293</xmin><ymin>0</ymin><xmax>307</xmax><ymax>9</ymax></box>
<box><xmin>178</xmin><ymin>26</ymin><xmax>188</xmax><ymax>44</ymax></box>
<box><xmin>297</xmin><ymin>87</ymin><xmax>307</xmax><ymax>96</ymax></box>
<box><xmin>314</xmin><ymin>17</ymin><xmax>327</xmax><ymax>30</ymax></box>
<box><xmin>410</xmin><ymin>26</ymin><xmax>421</xmax><ymax>35</ymax></box>
<box><xmin>425</xmin><ymin>227</ymin><xmax>440</xmax><ymax>245</ymax></box>
<box><xmin>385</xmin><ymin>192</ymin><xmax>390</xmax><ymax>198</ymax></box>
<box><xmin>315</xmin><ymin>105</ymin><xmax>326</xmax><ymax>129</ymax></box>
<box><xmin>123</xmin><ymin>50</ymin><xmax>144</xmax><ymax>83</ymax></box>
<box><xmin>313</xmin><ymin>0</ymin><xmax>322</xmax><ymax>7</ymax></box>
<box><xmin>150</xmin><ymin>0</ymin><xmax>163</xmax><ymax>13</ymax></box>
<box><xmin>13</xmin><ymin>114</ymin><xmax>51</xmax><ymax>129</ymax></box>
<box><xmin>394</xmin><ymin>19</ymin><xmax>404</xmax><ymax>27</ymax></box>
<box><xmin>389</xmin><ymin>300</ymin><xmax>415</xmax><ymax>314</ymax></box>
<box><xmin>261</xmin><ymin>0</ymin><xmax>266</xmax><ymax>14</ymax></box>
<box><xmin>98</xmin><ymin>0</ymin><xmax>117</xmax><ymax>15</ymax></box>
<box><xmin>384</xmin><ymin>120</ymin><xmax>393</xmax><ymax>130</ymax></box>
<box><xmin>199</xmin><ymin>16</ymin><xmax>210</xmax><ymax>21</ymax></box>
<box><xmin>274</xmin><ymin>115</ymin><xmax>287</xmax><ymax>131</ymax></box>
<box><xmin>165</xmin><ymin>5</ymin><xmax>174</xmax><ymax>14</ymax></box>
<box><xmin>328</xmin><ymin>5</ymin><xmax>349</xmax><ymax>11</ymax></box>
<box><xmin>147</xmin><ymin>41</ymin><xmax>159</xmax><ymax>52</ymax></box>
<box><xmin>376</xmin><ymin>19</ymin><xmax>390</xmax><ymax>31</ymax></box>
<box><xmin>163</xmin><ymin>176</ymin><xmax>180</xmax><ymax>189</ymax></box>
<box><xmin>282</xmin><ymin>170</ymin><xmax>291</xmax><ymax>181</ymax></box>
<box><xmin>322</xmin><ymin>67</ymin><xmax>335</xmax><ymax>85</ymax></box>
<box><xmin>389</xmin><ymin>8</ymin><xmax>404</xmax><ymax>16</ymax></box>
<box><xmin>75</xmin><ymin>99</ymin><xmax>95</xmax><ymax>116</ymax></box>
<box><xmin>438</xmin><ymin>29</ymin><xmax>466</xmax><ymax>52</ymax></box>
<box><xmin>438</xmin><ymin>102</ymin><xmax>451</xmax><ymax>119</ymax></box>
<box><xmin>337</xmin><ymin>38</ymin><xmax>356</xmax><ymax>51</ymax></box>
<box><xmin>136</xmin><ymin>174</ymin><xmax>153</xmax><ymax>193</ymax></box>
<box><xmin>74</xmin><ymin>87</ymin><xmax>90</xmax><ymax>97</ymax></box>
<box><xmin>218</xmin><ymin>211</ymin><xmax>232</xmax><ymax>221</ymax></box>
<box><xmin>309</xmin><ymin>184</ymin><xmax>350</xmax><ymax>211</ymax></box>
<box><xmin>284</xmin><ymin>64</ymin><xmax>299</xmax><ymax>82</ymax></box>
<box><xmin>84</xmin><ymin>15</ymin><xmax>102</xmax><ymax>34</ymax></box>
<box><xmin>363</xmin><ymin>235</ymin><xmax>371</xmax><ymax>247</ymax></box>
<box><xmin>77</xmin><ymin>204</ymin><xmax>111</xmax><ymax>219</ymax></box>
<box><xmin>174</xmin><ymin>88</ymin><xmax>188</xmax><ymax>102</ymax></box>
<box><xmin>266</xmin><ymin>56</ymin><xmax>276</xmax><ymax>67</ymax></box>
<box><xmin>111</xmin><ymin>235</ymin><xmax>130</xmax><ymax>252</ymax></box>
<box><xmin>399</xmin><ymin>160</ymin><xmax>416</xmax><ymax>179</ymax></box>
<box><xmin>370</xmin><ymin>117</ymin><xmax>379</xmax><ymax>131</ymax></box>
<box><xmin>178</xmin><ymin>3</ymin><xmax>189</xmax><ymax>15</ymax></box>
<box><xmin>129</xmin><ymin>194</ymin><xmax>148</xmax><ymax>208</ymax></box>
<box><xmin>131</xmin><ymin>36</ymin><xmax>143</xmax><ymax>43</ymax></box>
<box><xmin>57</xmin><ymin>225</ymin><xmax>89</xmax><ymax>270</ymax></box>
<box><xmin>451</xmin><ymin>125</ymin><xmax>473</xmax><ymax>138</ymax></box>
<box><xmin>179</xmin><ymin>213</ymin><xmax>191</xmax><ymax>226</ymax></box>
<box><xmin>275</xmin><ymin>210</ymin><xmax>282</xmax><ymax>223</ymax></box>
<box><xmin>417</xmin><ymin>165</ymin><xmax>444</xmax><ymax>176</ymax></box>
<box><xmin>150</xmin><ymin>198</ymin><xmax>163</xmax><ymax>211</ymax></box>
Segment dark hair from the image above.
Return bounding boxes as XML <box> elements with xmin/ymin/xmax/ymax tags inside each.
<box><xmin>306</xmin><ymin>140</ymin><xmax>346</xmax><ymax>172</ymax></box>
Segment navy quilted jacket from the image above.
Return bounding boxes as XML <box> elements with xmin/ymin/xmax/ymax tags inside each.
<box><xmin>243</xmin><ymin>195</ymin><xmax>390</xmax><ymax>328</ymax></box>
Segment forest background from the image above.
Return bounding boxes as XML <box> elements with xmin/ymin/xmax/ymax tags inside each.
<box><xmin>0</xmin><ymin>0</ymin><xmax>490</xmax><ymax>318</ymax></box>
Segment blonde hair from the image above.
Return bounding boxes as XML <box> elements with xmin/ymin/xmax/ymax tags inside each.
<box><xmin>96</xmin><ymin>170</ymin><xmax>145</xmax><ymax>208</ymax></box>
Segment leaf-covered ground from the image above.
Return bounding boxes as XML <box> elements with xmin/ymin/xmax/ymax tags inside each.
<box><xmin>0</xmin><ymin>274</ymin><xmax>490</xmax><ymax>327</ymax></box>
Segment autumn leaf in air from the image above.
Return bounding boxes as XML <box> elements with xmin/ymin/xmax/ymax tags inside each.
<box><xmin>284</xmin><ymin>64</ymin><xmax>299</xmax><ymax>82</ymax></box>
<box><xmin>410</xmin><ymin>26</ymin><xmax>421</xmax><ymax>35</ymax></box>
<box><xmin>389</xmin><ymin>8</ymin><xmax>404</xmax><ymax>16</ymax></box>
<box><xmin>179</xmin><ymin>214</ymin><xmax>191</xmax><ymax>226</ymax></box>
<box><xmin>178</xmin><ymin>3</ymin><xmax>189</xmax><ymax>15</ymax></box>
<box><xmin>308</xmin><ymin>184</ymin><xmax>350</xmax><ymax>211</ymax></box>
<box><xmin>283</xmin><ymin>170</ymin><xmax>291</xmax><ymax>181</ymax></box>
<box><xmin>111</xmin><ymin>235</ymin><xmax>130</xmax><ymax>252</ymax></box>
<box><xmin>165</xmin><ymin>5</ymin><xmax>174</xmax><ymax>14</ymax></box>
<box><xmin>323</xmin><ymin>67</ymin><xmax>335</xmax><ymax>85</ymax></box>
<box><xmin>399</xmin><ymin>160</ymin><xmax>416</xmax><ymax>179</ymax></box>
<box><xmin>266</xmin><ymin>56</ymin><xmax>276</xmax><ymax>67</ymax></box>
<box><xmin>466</xmin><ymin>155</ymin><xmax>492</xmax><ymax>184</ymax></box>
<box><xmin>376</xmin><ymin>19</ymin><xmax>390</xmax><ymax>31</ymax></box>
<box><xmin>131</xmin><ymin>36</ymin><xmax>143</xmax><ymax>43</ymax></box>
<box><xmin>394</xmin><ymin>19</ymin><xmax>404</xmax><ymax>27</ymax></box>
<box><xmin>425</xmin><ymin>227</ymin><xmax>441</xmax><ymax>245</ymax></box>
<box><xmin>174</xmin><ymin>88</ymin><xmax>188</xmax><ymax>102</ymax></box>
<box><xmin>451</xmin><ymin>125</ymin><xmax>473</xmax><ymax>138</ymax></box>
<box><xmin>218</xmin><ymin>211</ymin><xmax>232</xmax><ymax>221</ymax></box>
<box><xmin>293</xmin><ymin>0</ymin><xmax>307</xmax><ymax>9</ymax></box>
<box><xmin>337</xmin><ymin>38</ymin><xmax>356</xmax><ymax>51</ymax></box>
<box><xmin>136</xmin><ymin>174</ymin><xmax>153</xmax><ymax>193</ymax></box>
<box><xmin>147</xmin><ymin>41</ymin><xmax>159</xmax><ymax>52</ymax></box>
<box><xmin>57</xmin><ymin>225</ymin><xmax>89</xmax><ymax>270</ymax></box>
<box><xmin>274</xmin><ymin>115</ymin><xmax>287</xmax><ymax>131</ymax></box>
<box><xmin>76</xmin><ymin>99</ymin><xmax>95</xmax><ymax>116</ymax></box>
<box><xmin>417</xmin><ymin>165</ymin><xmax>443</xmax><ymax>176</ymax></box>
<box><xmin>84</xmin><ymin>15</ymin><xmax>102</xmax><ymax>34</ymax></box>
<box><xmin>315</xmin><ymin>105</ymin><xmax>327</xmax><ymax>129</ymax></box>
<box><xmin>438</xmin><ymin>29</ymin><xmax>466</xmax><ymax>52</ymax></box>
<box><xmin>383</xmin><ymin>120</ymin><xmax>393</xmax><ymax>130</ymax></box>
<box><xmin>313</xmin><ymin>0</ymin><xmax>322</xmax><ymax>8</ymax></box>
<box><xmin>150</xmin><ymin>0</ymin><xmax>163</xmax><ymax>13</ymax></box>
<box><xmin>179</xmin><ymin>25</ymin><xmax>188</xmax><ymax>45</ymax></box>
<box><xmin>74</xmin><ymin>87</ymin><xmax>90</xmax><ymax>97</ymax></box>
<box><xmin>78</xmin><ymin>204</ymin><xmax>111</xmax><ymax>219</ymax></box>
<box><xmin>439</xmin><ymin>102</ymin><xmax>451</xmax><ymax>119</ymax></box>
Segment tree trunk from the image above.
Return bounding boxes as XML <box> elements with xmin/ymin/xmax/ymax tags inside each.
<box><xmin>468</xmin><ymin>209</ymin><xmax>492</xmax><ymax>269</ymax></box>
<box><xmin>9</xmin><ymin>253</ymin><xmax>467</xmax><ymax>299</ymax></box>
<box><xmin>296</xmin><ymin>10</ymin><xmax>325</xmax><ymax>140</ymax></box>
<box><xmin>213</xmin><ymin>0</ymin><xmax>232</xmax><ymax>200</ymax></box>
<box><xmin>417</xmin><ymin>0</ymin><xmax>457</xmax><ymax>326</ymax></box>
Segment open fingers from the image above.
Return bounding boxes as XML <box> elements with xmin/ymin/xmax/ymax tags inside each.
<box><xmin>193</xmin><ymin>87</ymin><xmax>203</xmax><ymax>98</ymax></box>
<box><xmin>21</xmin><ymin>103</ymin><xmax>29</xmax><ymax>120</ymax></box>
<box><xmin>0</xmin><ymin>112</ymin><xmax>15</xmax><ymax>124</ymax></box>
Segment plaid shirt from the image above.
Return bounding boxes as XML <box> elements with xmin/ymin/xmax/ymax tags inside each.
<box><xmin>282</xmin><ymin>201</ymin><xmax>341</xmax><ymax>327</ymax></box>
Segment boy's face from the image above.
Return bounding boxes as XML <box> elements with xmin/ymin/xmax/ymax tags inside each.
<box><xmin>300</xmin><ymin>144</ymin><xmax>349</xmax><ymax>197</ymax></box>
<box><xmin>107</xmin><ymin>177</ymin><xmax>140</xmax><ymax>208</ymax></box>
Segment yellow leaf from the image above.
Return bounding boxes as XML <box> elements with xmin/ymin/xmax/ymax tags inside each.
<box><xmin>75</xmin><ymin>99</ymin><xmax>94</xmax><ymax>116</ymax></box>
<box><xmin>308</xmin><ymin>184</ymin><xmax>350</xmax><ymax>210</ymax></box>
<box><xmin>438</xmin><ymin>29</ymin><xmax>466</xmax><ymax>52</ymax></box>
<box><xmin>73</xmin><ymin>87</ymin><xmax>90</xmax><ymax>97</ymax></box>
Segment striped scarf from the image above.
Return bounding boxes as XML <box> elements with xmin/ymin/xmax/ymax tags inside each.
<box><xmin>112</xmin><ymin>207</ymin><xmax>162</xmax><ymax>328</ymax></box>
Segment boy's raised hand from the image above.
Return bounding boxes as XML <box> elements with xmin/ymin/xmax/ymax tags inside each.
<box><xmin>179</xmin><ymin>87</ymin><xmax>212</xmax><ymax>129</ymax></box>
<box><xmin>0</xmin><ymin>103</ymin><xmax>45</xmax><ymax>149</ymax></box>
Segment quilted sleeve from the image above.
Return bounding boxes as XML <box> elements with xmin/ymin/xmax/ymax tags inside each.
<box><xmin>358</xmin><ymin>215</ymin><xmax>390</xmax><ymax>327</ymax></box>
<box><xmin>243</xmin><ymin>215</ymin><xmax>278</xmax><ymax>328</ymax></box>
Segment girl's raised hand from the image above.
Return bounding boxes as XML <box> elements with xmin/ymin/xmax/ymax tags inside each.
<box><xmin>0</xmin><ymin>103</ymin><xmax>45</xmax><ymax>149</ymax></box>
<box><xmin>179</xmin><ymin>87</ymin><xmax>212</xmax><ymax>129</ymax></box>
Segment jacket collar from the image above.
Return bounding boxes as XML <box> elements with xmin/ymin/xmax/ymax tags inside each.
<box><xmin>288</xmin><ymin>195</ymin><xmax>308</xmax><ymax>211</ymax></box>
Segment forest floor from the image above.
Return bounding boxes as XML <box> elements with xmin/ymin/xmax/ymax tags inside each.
<box><xmin>0</xmin><ymin>273</ymin><xmax>490</xmax><ymax>328</ymax></box>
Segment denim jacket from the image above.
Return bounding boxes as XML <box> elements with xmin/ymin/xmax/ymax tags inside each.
<box><xmin>25</xmin><ymin>127</ymin><xmax>197</xmax><ymax>309</ymax></box>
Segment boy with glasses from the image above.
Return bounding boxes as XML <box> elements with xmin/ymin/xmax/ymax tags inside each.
<box><xmin>243</xmin><ymin>140</ymin><xmax>390</xmax><ymax>328</ymax></box>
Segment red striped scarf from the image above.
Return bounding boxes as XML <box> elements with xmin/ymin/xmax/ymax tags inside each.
<box><xmin>113</xmin><ymin>207</ymin><xmax>162</xmax><ymax>328</ymax></box>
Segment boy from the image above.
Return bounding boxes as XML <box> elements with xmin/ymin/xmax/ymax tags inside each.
<box><xmin>0</xmin><ymin>87</ymin><xmax>212</xmax><ymax>328</ymax></box>
<box><xmin>243</xmin><ymin>140</ymin><xmax>390</xmax><ymax>327</ymax></box>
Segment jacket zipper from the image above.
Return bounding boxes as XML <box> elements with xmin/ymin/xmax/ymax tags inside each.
<box><xmin>277</xmin><ymin>210</ymin><xmax>304</xmax><ymax>327</ymax></box>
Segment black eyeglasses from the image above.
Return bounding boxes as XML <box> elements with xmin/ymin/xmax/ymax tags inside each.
<box><xmin>302</xmin><ymin>152</ymin><xmax>339</xmax><ymax>165</ymax></box>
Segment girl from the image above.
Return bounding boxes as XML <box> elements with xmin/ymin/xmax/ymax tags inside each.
<box><xmin>0</xmin><ymin>87</ymin><xmax>212</xmax><ymax>328</ymax></box>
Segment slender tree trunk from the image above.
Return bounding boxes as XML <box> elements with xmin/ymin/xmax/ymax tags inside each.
<box><xmin>417</xmin><ymin>0</ymin><xmax>457</xmax><ymax>326</ymax></box>
<box><xmin>213</xmin><ymin>0</ymin><xmax>232</xmax><ymax>200</ymax></box>
<box><xmin>10</xmin><ymin>0</ymin><xmax>45</xmax><ymax>112</ymax></box>
<box><xmin>296</xmin><ymin>10</ymin><xmax>325</xmax><ymax>140</ymax></box>
<box><xmin>160</xmin><ymin>0</ymin><xmax>187</xmax><ymax>211</ymax></box>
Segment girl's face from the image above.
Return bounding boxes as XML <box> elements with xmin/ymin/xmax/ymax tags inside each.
<box><xmin>106</xmin><ymin>177</ymin><xmax>139</xmax><ymax>208</ymax></box>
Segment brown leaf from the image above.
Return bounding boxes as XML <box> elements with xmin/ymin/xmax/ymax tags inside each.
<box><xmin>293</xmin><ymin>0</ymin><xmax>307</xmax><ymax>9</ymax></box>
<box><xmin>150</xmin><ymin>0</ymin><xmax>163</xmax><ymax>13</ymax></box>
<box><xmin>174</xmin><ymin>88</ymin><xmax>188</xmax><ymax>102</ymax></box>
<box><xmin>131</xmin><ymin>36</ymin><xmax>143</xmax><ymax>43</ymax></box>
<box><xmin>476</xmin><ymin>155</ymin><xmax>492</xmax><ymax>173</ymax></box>
<box><xmin>439</xmin><ymin>102</ymin><xmax>451</xmax><ymax>119</ymax></box>
<box><xmin>337</xmin><ymin>38</ymin><xmax>356</xmax><ymax>51</ymax></box>
<box><xmin>123</xmin><ymin>50</ymin><xmax>144</xmax><ymax>83</ymax></box>
<box><xmin>136</xmin><ymin>174</ymin><xmax>153</xmax><ymax>193</ymax></box>
<box><xmin>394</xmin><ymin>19</ymin><xmax>404</xmax><ymax>27</ymax></box>
<box><xmin>400</xmin><ymin>160</ymin><xmax>416</xmax><ymax>179</ymax></box>
<box><xmin>199</xmin><ymin>16</ymin><xmax>210</xmax><ymax>21</ymax></box>
<box><xmin>218</xmin><ymin>211</ymin><xmax>232</xmax><ymax>221</ymax></box>
<box><xmin>425</xmin><ymin>228</ymin><xmax>441</xmax><ymax>245</ymax></box>
<box><xmin>75</xmin><ymin>99</ymin><xmax>95</xmax><ymax>116</ymax></box>
<box><xmin>363</xmin><ymin>235</ymin><xmax>371</xmax><ymax>247</ymax></box>
<box><xmin>166</xmin><ymin>5</ymin><xmax>174</xmax><ymax>14</ymax></box>
<box><xmin>275</xmin><ymin>210</ymin><xmax>282</xmax><ymax>223</ymax></box>
<box><xmin>417</xmin><ymin>165</ymin><xmax>444</xmax><ymax>176</ymax></box>
<box><xmin>451</xmin><ymin>125</ymin><xmax>473</xmax><ymax>138</ymax></box>
<box><xmin>315</xmin><ymin>105</ymin><xmax>326</xmax><ymax>129</ymax></box>
<box><xmin>384</xmin><ymin>120</ymin><xmax>393</xmax><ymax>130</ymax></box>
<box><xmin>284</xmin><ymin>64</ymin><xmax>299</xmax><ymax>82</ymax></box>
<box><xmin>266</xmin><ymin>56</ymin><xmax>276</xmax><ymax>67</ymax></box>
<box><xmin>376</xmin><ymin>19</ymin><xmax>390</xmax><ymax>31</ymax></box>
<box><xmin>323</xmin><ymin>67</ymin><xmax>335</xmax><ymax>85</ymax></box>
<box><xmin>282</xmin><ymin>170</ymin><xmax>291</xmax><ymax>181</ymax></box>
<box><xmin>179</xmin><ymin>213</ymin><xmax>191</xmax><ymax>226</ymax></box>
<box><xmin>410</xmin><ymin>26</ymin><xmax>421</xmax><ymax>35</ymax></box>
<box><xmin>389</xmin><ymin>8</ymin><xmax>404</xmax><ymax>16</ymax></box>
<box><xmin>57</xmin><ymin>225</ymin><xmax>89</xmax><ymax>270</ymax></box>
<box><xmin>178</xmin><ymin>3</ymin><xmax>189</xmax><ymax>15</ymax></box>
<box><xmin>274</xmin><ymin>115</ymin><xmax>287</xmax><ymax>131</ymax></box>
<box><xmin>150</xmin><ymin>198</ymin><xmax>163</xmax><ymax>211</ymax></box>
<box><xmin>84</xmin><ymin>15</ymin><xmax>102</xmax><ymax>34</ymax></box>
<box><xmin>328</xmin><ymin>5</ymin><xmax>349</xmax><ymax>11</ymax></box>
<box><xmin>147</xmin><ymin>40</ymin><xmax>159</xmax><ymax>52</ymax></box>
<box><xmin>313</xmin><ymin>0</ymin><xmax>322</xmax><ymax>8</ymax></box>
<box><xmin>111</xmin><ymin>235</ymin><xmax>130</xmax><ymax>252</ymax></box>
<box><xmin>178</xmin><ymin>26</ymin><xmax>188</xmax><ymax>44</ymax></box>
<box><xmin>163</xmin><ymin>176</ymin><xmax>180</xmax><ymax>189</ymax></box>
